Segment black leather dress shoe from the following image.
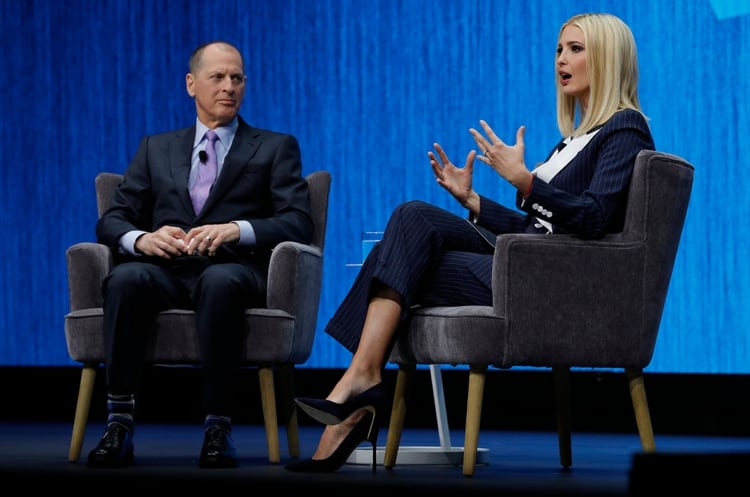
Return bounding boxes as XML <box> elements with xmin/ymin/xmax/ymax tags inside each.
<box><xmin>87</xmin><ymin>422</ymin><xmax>134</xmax><ymax>468</ymax></box>
<box><xmin>199</xmin><ymin>425</ymin><xmax>238</xmax><ymax>468</ymax></box>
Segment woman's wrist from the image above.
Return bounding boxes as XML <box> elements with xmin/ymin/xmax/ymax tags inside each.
<box><xmin>461</xmin><ymin>190</ymin><xmax>480</xmax><ymax>211</ymax></box>
<box><xmin>518</xmin><ymin>172</ymin><xmax>534</xmax><ymax>198</ymax></box>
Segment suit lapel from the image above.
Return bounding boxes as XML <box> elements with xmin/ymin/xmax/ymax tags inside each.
<box><xmin>207</xmin><ymin>118</ymin><xmax>261</xmax><ymax>205</ymax></box>
<box><xmin>170</xmin><ymin>126</ymin><xmax>197</xmax><ymax>214</ymax></box>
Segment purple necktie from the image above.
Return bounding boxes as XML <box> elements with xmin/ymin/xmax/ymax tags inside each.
<box><xmin>190</xmin><ymin>130</ymin><xmax>219</xmax><ymax>214</ymax></box>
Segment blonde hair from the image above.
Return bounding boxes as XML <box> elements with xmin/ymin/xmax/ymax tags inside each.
<box><xmin>556</xmin><ymin>13</ymin><xmax>643</xmax><ymax>137</ymax></box>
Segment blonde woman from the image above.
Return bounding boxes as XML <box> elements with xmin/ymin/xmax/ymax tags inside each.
<box><xmin>287</xmin><ymin>12</ymin><xmax>653</xmax><ymax>473</ymax></box>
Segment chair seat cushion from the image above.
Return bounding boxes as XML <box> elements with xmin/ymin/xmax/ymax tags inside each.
<box><xmin>390</xmin><ymin>306</ymin><xmax>509</xmax><ymax>366</ymax></box>
<box><xmin>65</xmin><ymin>308</ymin><xmax>306</xmax><ymax>365</ymax></box>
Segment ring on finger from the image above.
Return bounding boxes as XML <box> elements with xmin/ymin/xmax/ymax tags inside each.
<box><xmin>205</xmin><ymin>236</ymin><xmax>212</xmax><ymax>243</ymax></box>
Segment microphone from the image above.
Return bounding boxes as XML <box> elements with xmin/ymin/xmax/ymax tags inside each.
<box><xmin>198</xmin><ymin>150</ymin><xmax>208</xmax><ymax>163</ymax></box>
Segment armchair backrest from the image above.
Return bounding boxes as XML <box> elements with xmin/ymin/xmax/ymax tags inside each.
<box><xmin>95</xmin><ymin>172</ymin><xmax>122</xmax><ymax>218</ymax></box>
<box><xmin>304</xmin><ymin>170</ymin><xmax>331</xmax><ymax>251</ymax></box>
<box><xmin>622</xmin><ymin>150</ymin><xmax>694</xmax><ymax>356</ymax></box>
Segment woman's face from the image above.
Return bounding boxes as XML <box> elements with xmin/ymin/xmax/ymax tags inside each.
<box><xmin>557</xmin><ymin>25</ymin><xmax>590</xmax><ymax>109</ymax></box>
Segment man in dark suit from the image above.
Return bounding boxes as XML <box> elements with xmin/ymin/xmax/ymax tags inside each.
<box><xmin>87</xmin><ymin>40</ymin><xmax>313</xmax><ymax>469</ymax></box>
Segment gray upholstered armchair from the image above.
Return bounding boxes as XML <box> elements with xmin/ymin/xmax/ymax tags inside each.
<box><xmin>383</xmin><ymin>150</ymin><xmax>694</xmax><ymax>476</ymax></box>
<box><xmin>64</xmin><ymin>170</ymin><xmax>331</xmax><ymax>464</ymax></box>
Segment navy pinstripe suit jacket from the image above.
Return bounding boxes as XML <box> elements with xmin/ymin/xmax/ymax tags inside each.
<box><xmin>476</xmin><ymin>108</ymin><xmax>654</xmax><ymax>239</ymax></box>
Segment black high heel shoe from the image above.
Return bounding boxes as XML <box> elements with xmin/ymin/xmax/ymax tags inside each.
<box><xmin>285</xmin><ymin>407</ymin><xmax>380</xmax><ymax>473</ymax></box>
<box><xmin>294</xmin><ymin>383</ymin><xmax>385</xmax><ymax>425</ymax></box>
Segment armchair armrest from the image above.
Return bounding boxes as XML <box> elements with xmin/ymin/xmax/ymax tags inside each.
<box><xmin>493</xmin><ymin>233</ymin><xmax>647</xmax><ymax>367</ymax></box>
<box><xmin>66</xmin><ymin>242</ymin><xmax>114</xmax><ymax>311</ymax></box>
<box><xmin>266</xmin><ymin>241</ymin><xmax>323</xmax><ymax>316</ymax></box>
<box><xmin>65</xmin><ymin>239</ymin><xmax>324</xmax><ymax>317</ymax></box>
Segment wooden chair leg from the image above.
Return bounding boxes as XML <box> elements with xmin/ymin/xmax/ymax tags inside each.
<box><xmin>258</xmin><ymin>366</ymin><xmax>281</xmax><ymax>463</ymax></box>
<box><xmin>277</xmin><ymin>363</ymin><xmax>300</xmax><ymax>458</ymax></box>
<box><xmin>462</xmin><ymin>365</ymin><xmax>486</xmax><ymax>477</ymax></box>
<box><xmin>383</xmin><ymin>364</ymin><xmax>414</xmax><ymax>469</ymax></box>
<box><xmin>553</xmin><ymin>366</ymin><xmax>572</xmax><ymax>469</ymax></box>
<box><xmin>69</xmin><ymin>365</ymin><xmax>97</xmax><ymax>463</ymax></box>
<box><xmin>626</xmin><ymin>368</ymin><xmax>656</xmax><ymax>452</ymax></box>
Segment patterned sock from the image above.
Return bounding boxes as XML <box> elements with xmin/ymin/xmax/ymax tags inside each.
<box><xmin>107</xmin><ymin>393</ymin><xmax>135</xmax><ymax>432</ymax></box>
<box><xmin>204</xmin><ymin>414</ymin><xmax>232</xmax><ymax>432</ymax></box>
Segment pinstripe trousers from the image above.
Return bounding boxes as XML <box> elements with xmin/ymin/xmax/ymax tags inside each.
<box><xmin>325</xmin><ymin>200</ymin><xmax>499</xmax><ymax>353</ymax></box>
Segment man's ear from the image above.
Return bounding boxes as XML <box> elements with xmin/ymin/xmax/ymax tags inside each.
<box><xmin>185</xmin><ymin>73</ymin><xmax>195</xmax><ymax>97</ymax></box>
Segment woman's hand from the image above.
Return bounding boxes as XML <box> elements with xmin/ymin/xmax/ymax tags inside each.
<box><xmin>470</xmin><ymin>121</ymin><xmax>532</xmax><ymax>192</ymax></box>
<box><xmin>428</xmin><ymin>142</ymin><xmax>479</xmax><ymax>212</ymax></box>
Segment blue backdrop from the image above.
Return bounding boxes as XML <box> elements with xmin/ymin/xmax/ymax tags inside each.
<box><xmin>1</xmin><ymin>0</ymin><xmax>748</xmax><ymax>373</ymax></box>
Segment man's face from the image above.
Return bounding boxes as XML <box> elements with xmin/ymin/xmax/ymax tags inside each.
<box><xmin>186</xmin><ymin>44</ymin><xmax>246</xmax><ymax>128</ymax></box>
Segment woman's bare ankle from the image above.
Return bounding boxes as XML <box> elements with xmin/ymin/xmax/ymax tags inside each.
<box><xmin>326</xmin><ymin>371</ymin><xmax>380</xmax><ymax>403</ymax></box>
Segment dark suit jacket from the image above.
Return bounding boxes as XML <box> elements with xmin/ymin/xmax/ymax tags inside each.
<box><xmin>476</xmin><ymin>108</ymin><xmax>655</xmax><ymax>239</ymax></box>
<box><xmin>96</xmin><ymin>116</ymin><xmax>313</xmax><ymax>267</ymax></box>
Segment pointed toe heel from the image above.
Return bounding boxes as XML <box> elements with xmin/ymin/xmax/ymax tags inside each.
<box><xmin>285</xmin><ymin>407</ymin><xmax>380</xmax><ymax>473</ymax></box>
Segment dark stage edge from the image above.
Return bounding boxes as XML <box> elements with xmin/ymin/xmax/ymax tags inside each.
<box><xmin>4</xmin><ymin>367</ymin><xmax>750</xmax><ymax>495</ymax></box>
<box><xmin>2</xmin><ymin>422</ymin><xmax>750</xmax><ymax>496</ymax></box>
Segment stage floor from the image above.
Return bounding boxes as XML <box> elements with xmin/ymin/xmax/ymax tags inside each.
<box><xmin>1</xmin><ymin>421</ymin><xmax>749</xmax><ymax>495</ymax></box>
